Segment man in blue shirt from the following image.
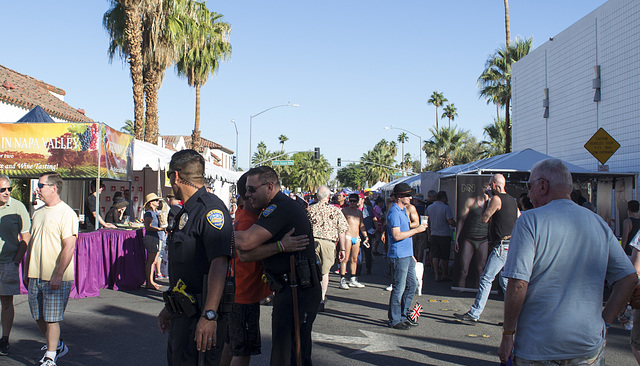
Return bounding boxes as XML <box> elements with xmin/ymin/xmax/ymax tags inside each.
<box><xmin>386</xmin><ymin>183</ymin><xmax>428</xmax><ymax>330</ymax></box>
<box><xmin>498</xmin><ymin>159</ymin><xmax>637</xmax><ymax>365</ymax></box>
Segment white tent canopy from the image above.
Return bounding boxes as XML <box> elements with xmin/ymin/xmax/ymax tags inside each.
<box><xmin>133</xmin><ymin>139</ymin><xmax>241</xmax><ymax>183</ymax></box>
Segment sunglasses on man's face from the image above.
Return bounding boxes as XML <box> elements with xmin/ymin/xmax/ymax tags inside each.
<box><xmin>246</xmin><ymin>182</ymin><xmax>270</xmax><ymax>194</ymax></box>
<box><xmin>0</xmin><ymin>187</ymin><xmax>12</xmax><ymax>193</ymax></box>
<box><xmin>37</xmin><ymin>183</ymin><xmax>54</xmax><ymax>189</ymax></box>
<box><xmin>349</xmin><ymin>199</ymin><xmax>358</xmax><ymax>203</ymax></box>
<box><xmin>166</xmin><ymin>168</ymin><xmax>181</xmax><ymax>180</ymax></box>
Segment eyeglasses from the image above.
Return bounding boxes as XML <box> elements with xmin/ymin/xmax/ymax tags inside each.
<box><xmin>166</xmin><ymin>168</ymin><xmax>181</xmax><ymax>180</ymax></box>
<box><xmin>0</xmin><ymin>187</ymin><xmax>12</xmax><ymax>193</ymax></box>
<box><xmin>396</xmin><ymin>194</ymin><xmax>412</xmax><ymax>198</ymax></box>
<box><xmin>526</xmin><ymin>178</ymin><xmax>546</xmax><ymax>190</ymax></box>
<box><xmin>246</xmin><ymin>182</ymin><xmax>270</xmax><ymax>193</ymax></box>
<box><xmin>37</xmin><ymin>183</ymin><xmax>54</xmax><ymax>189</ymax></box>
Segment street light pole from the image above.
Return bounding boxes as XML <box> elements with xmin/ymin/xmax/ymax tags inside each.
<box><xmin>231</xmin><ymin>118</ymin><xmax>238</xmax><ymax>171</ymax></box>
<box><xmin>249</xmin><ymin>103</ymin><xmax>299</xmax><ymax>168</ymax></box>
<box><xmin>384</xmin><ymin>125</ymin><xmax>422</xmax><ymax>172</ymax></box>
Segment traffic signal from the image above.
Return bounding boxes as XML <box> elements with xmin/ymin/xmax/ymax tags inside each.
<box><xmin>232</xmin><ymin>156</ymin><xmax>237</xmax><ymax>166</ymax></box>
<box><xmin>337</xmin><ymin>158</ymin><xmax>341</xmax><ymax>167</ymax></box>
<box><xmin>314</xmin><ymin>147</ymin><xmax>320</xmax><ymax>159</ymax></box>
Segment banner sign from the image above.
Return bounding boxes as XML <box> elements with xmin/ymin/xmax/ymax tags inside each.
<box><xmin>0</xmin><ymin>122</ymin><xmax>133</xmax><ymax>180</ymax></box>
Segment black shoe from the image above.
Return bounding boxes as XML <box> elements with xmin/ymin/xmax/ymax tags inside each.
<box><xmin>454</xmin><ymin>312</ymin><xmax>478</xmax><ymax>322</ymax></box>
<box><xmin>0</xmin><ymin>337</ymin><xmax>9</xmax><ymax>356</ymax></box>
<box><xmin>318</xmin><ymin>301</ymin><xmax>325</xmax><ymax>312</ymax></box>
<box><xmin>391</xmin><ymin>322</ymin><xmax>410</xmax><ymax>330</ymax></box>
<box><xmin>405</xmin><ymin>317</ymin><xmax>419</xmax><ymax>326</ymax></box>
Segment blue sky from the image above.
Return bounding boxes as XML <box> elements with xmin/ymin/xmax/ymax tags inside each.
<box><xmin>2</xmin><ymin>0</ymin><xmax>607</xmax><ymax>171</ymax></box>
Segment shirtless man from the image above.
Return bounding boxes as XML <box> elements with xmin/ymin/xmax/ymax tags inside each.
<box><xmin>340</xmin><ymin>193</ymin><xmax>369</xmax><ymax>289</ymax></box>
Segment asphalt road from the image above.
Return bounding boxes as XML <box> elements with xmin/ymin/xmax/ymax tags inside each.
<box><xmin>3</xmin><ymin>255</ymin><xmax>637</xmax><ymax>365</ymax></box>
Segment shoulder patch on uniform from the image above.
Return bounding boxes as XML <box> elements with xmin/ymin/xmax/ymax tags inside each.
<box><xmin>262</xmin><ymin>204</ymin><xmax>277</xmax><ymax>217</ymax></box>
<box><xmin>207</xmin><ymin>209</ymin><xmax>225</xmax><ymax>230</ymax></box>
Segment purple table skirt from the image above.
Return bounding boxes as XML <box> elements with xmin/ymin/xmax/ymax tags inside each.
<box><xmin>20</xmin><ymin>228</ymin><xmax>147</xmax><ymax>298</ymax></box>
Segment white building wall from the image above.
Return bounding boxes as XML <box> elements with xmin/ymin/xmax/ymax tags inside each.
<box><xmin>512</xmin><ymin>0</ymin><xmax>640</xmax><ymax>174</ymax></box>
<box><xmin>0</xmin><ymin>101</ymin><xmax>66</xmax><ymax>123</ymax></box>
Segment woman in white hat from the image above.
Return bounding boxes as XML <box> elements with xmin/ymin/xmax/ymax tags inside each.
<box><xmin>143</xmin><ymin>193</ymin><xmax>165</xmax><ymax>290</ymax></box>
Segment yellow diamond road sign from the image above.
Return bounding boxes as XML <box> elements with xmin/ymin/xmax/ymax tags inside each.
<box><xmin>584</xmin><ymin>128</ymin><xmax>620</xmax><ymax>165</ymax></box>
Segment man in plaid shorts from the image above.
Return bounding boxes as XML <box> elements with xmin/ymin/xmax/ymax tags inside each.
<box><xmin>28</xmin><ymin>172</ymin><xmax>78</xmax><ymax>366</ymax></box>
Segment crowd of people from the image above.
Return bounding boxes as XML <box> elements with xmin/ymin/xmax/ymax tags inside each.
<box><xmin>2</xmin><ymin>157</ymin><xmax>640</xmax><ymax>365</ymax></box>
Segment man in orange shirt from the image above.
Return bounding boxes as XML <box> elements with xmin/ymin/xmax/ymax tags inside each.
<box><xmin>220</xmin><ymin>173</ymin><xmax>272</xmax><ymax>366</ymax></box>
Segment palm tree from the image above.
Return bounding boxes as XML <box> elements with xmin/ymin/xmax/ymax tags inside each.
<box><xmin>361</xmin><ymin>140</ymin><xmax>396</xmax><ymax>183</ymax></box>
<box><xmin>481</xmin><ymin>117</ymin><xmax>506</xmax><ymax>158</ymax></box>
<box><xmin>504</xmin><ymin>0</ymin><xmax>511</xmax><ymax>47</ymax></box>
<box><xmin>176</xmin><ymin>5</ymin><xmax>231</xmax><ymax>152</ymax></box>
<box><xmin>121</xmin><ymin>119</ymin><xmax>135</xmax><ymax>135</ymax></box>
<box><xmin>251</xmin><ymin>141</ymin><xmax>277</xmax><ymax>166</ymax></box>
<box><xmin>478</xmin><ymin>37</ymin><xmax>533</xmax><ymax>153</ymax></box>
<box><xmin>397</xmin><ymin>132</ymin><xmax>408</xmax><ymax>174</ymax></box>
<box><xmin>291</xmin><ymin>152</ymin><xmax>331</xmax><ymax>192</ymax></box>
<box><xmin>278</xmin><ymin>134</ymin><xmax>289</xmax><ymax>152</ymax></box>
<box><xmin>427</xmin><ymin>91</ymin><xmax>448</xmax><ymax>130</ymax></box>
<box><xmin>103</xmin><ymin>0</ymin><xmax>147</xmax><ymax>141</ymax></box>
<box><xmin>441</xmin><ymin>103</ymin><xmax>458</xmax><ymax>129</ymax></box>
<box><xmin>423</xmin><ymin>126</ymin><xmax>469</xmax><ymax>170</ymax></box>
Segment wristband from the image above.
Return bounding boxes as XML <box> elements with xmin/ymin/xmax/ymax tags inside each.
<box><xmin>503</xmin><ymin>330</ymin><xmax>515</xmax><ymax>336</ymax></box>
<box><xmin>277</xmin><ymin>241</ymin><xmax>284</xmax><ymax>253</ymax></box>
<box><xmin>605</xmin><ymin>323</ymin><xmax>611</xmax><ymax>329</ymax></box>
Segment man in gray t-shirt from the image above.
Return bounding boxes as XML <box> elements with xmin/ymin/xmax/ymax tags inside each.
<box><xmin>498</xmin><ymin>159</ymin><xmax>637</xmax><ymax>365</ymax></box>
<box><xmin>426</xmin><ymin>191</ymin><xmax>455</xmax><ymax>281</ymax></box>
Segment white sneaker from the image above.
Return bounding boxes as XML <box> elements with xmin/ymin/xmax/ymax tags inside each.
<box><xmin>386</xmin><ymin>284</ymin><xmax>393</xmax><ymax>291</ymax></box>
<box><xmin>339</xmin><ymin>278</ymin><xmax>350</xmax><ymax>290</ymax></box>
<box><xmin>349</xmin><ymin>277</ymin><xmax>365</xmax><ymax>288</ymax></box>
<box><xmin>40</xmin><ymin>340</ymin><xmax>68</xmax><ymax>364</ymax></box>
<box><xmin>40</xmin><ymin>358</ymin><xmax>56</xmax><ymax>366</ymax></box>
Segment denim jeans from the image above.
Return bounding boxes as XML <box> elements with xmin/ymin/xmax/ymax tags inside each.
<box><xmin>388</xmin><ymin>256</ymin><xmax>417</xmax><ymax>326</ymax></box>
<box><xmin>468</xmin><ymin>240</ymin><xmax>509</xmax><ymax>319</ymax></box>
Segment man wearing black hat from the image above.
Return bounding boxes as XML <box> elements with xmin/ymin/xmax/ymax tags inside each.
<box><xmin>386</xmin><ymin>183</ymin><xmax>428</xmax><ymax>329</ymax></box>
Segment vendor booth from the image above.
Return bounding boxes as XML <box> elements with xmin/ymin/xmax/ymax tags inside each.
<box><xmin>436</xmin><ymin>149</ymin><xmax>638</xmax><ymax>289</ymax></box>
<box><xmin>0</xmin><ymin>120</ymin><xmax>141</xmax><ymax>298</ymax></box>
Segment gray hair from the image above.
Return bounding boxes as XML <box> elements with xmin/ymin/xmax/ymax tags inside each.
<box><xmin>0</xmin><ymin>174</ymin><xmax>10</xmax><ymax>184</ymax></box>
<box><xmin>316</xmin><ymin>185</ymin><xmax>331</xmax><ymax>200</ymax></box>
<box><xmin>530</xmin><ymin>159</ymin><xmax>573</xmax><ymax>193</ymax></box>
<box><xmin>427</xmin><ymin>190</ymin><xmax>437</xmax><ymax>199</ymax></box>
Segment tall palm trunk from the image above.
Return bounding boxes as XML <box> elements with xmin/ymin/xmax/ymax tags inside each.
<box><xmin>124</xmin><ymin>5</ymin><xmax>145</xmax><ymax>141</ymax></box>
<box><xmin>435</xmin><ymin>106</ymin><xmax>439</xmax><ymax>130</ymax></box>
<box><xmin>504</xmin><ymin>0</ymin><xmax>511</xmax><ymax>153</ymax></box>
<box><xmin>191</xmin><ymin>84</ymin><xmax>201</xmax><ymax>152</ymax></box>
<box><xmin>144</xmin><ymin>68</ymin><xmax>160</xmax><ymax>144</ymax></box>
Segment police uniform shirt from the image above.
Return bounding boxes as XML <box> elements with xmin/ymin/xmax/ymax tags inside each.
<box><xmin>168</xmin><ymin>187</ymin><xmax>232</xmax><ymax>294</ymax></box>
<box><xmin>254</xmin><ymin>191</ymin><xmax>315</xmax><ymax>276</ymax></box>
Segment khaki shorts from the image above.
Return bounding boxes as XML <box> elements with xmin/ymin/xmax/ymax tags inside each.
<box><xmin>314</xmin><ymin>238</ymin><xmax>336</xmax><ymax>275</ymax></box>
<box><xmin>0</xmin><ymin>262</ymin><xmax>21</xmax><ymax>296</ymax></box>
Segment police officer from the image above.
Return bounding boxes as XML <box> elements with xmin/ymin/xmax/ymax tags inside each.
<box><xmin>157</xmin><ymin>149</ymin><xmax>232</xmax><ymax>365</ymax></box>
<box><xmin>234</xmin><ymin>166</ymin><xmax>321</xmax><ymax>366</ymax></box>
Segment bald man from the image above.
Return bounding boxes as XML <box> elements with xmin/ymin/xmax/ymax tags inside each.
<box><xmin>454</xmin><ymin>173</ymin><xmax>519</xmax><ymax>322</ymax></box>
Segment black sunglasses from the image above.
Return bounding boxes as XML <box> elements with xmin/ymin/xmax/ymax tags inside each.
<box><xmin>349</xmin><ymin>199</ymin><xmax>358</xmax><ymax>203</ymax></box>
<box><xmin>0</xmin><ymin>187</ymin><xmax>12</xmax><ymax>193</ymax></box>
<box><xmin>166</xmin><ymin>168</ymin><xmax>181</xmax><ymax>180</ymax></box>
<box><xmin>37</xmin><ymin>183</ymin><xmax>54</xmax><ymax>189</ymax></box>
<box><xmin>246</xmin><ymin>182</ymin><xmax>269</xmax><ymax>193</ymax></box>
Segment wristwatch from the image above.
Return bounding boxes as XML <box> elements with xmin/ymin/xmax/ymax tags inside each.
<box><xmin>202</xmin><ymin>309</ymin><xmax>218</xmax><ymax>321</ymax></box>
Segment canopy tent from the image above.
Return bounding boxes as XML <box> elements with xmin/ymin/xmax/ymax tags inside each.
<box><xmin>133</xmin><ymin>139</ymin><xmax>241</xmax><ymax>184</ymax></box>
<box><xmin>16</xmin><ymin>105</ymin><xmax>55</xmax><ymax>123</ymax></box>
<box><xmin>379</xmin><ymin>174</ymin><xmax>422</xmax><ymax>196</ymax></box>
<box><xmin>437</xmin><ymin>148</ymin><xmax>602</xmax><ymax>177</ymax></box>
<box><xmin>437</xmin><ymin>148</ymin><xmax>637</xmax><ymax>236</ymax></box>
<box><xmin>369</xmin><ymin>181</ymin><xmax>386</xmax><ymax>191</ymax></box>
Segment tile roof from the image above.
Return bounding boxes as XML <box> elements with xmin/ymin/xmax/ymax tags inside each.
<box><xmin>0</xmin><ymin>64</ymin><xmax>93</xmax><ymax>122</ymax></box>
<box><xmin>162</xmin><ymin>135</ymin><xmax>234</xmax><ymax>154</ymax></box>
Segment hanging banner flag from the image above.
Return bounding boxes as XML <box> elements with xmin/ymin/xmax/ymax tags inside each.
<box><xmin>0</xmin><ymin>122</ymin><xmax>133</xmax><ymax>180</ymax></box>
